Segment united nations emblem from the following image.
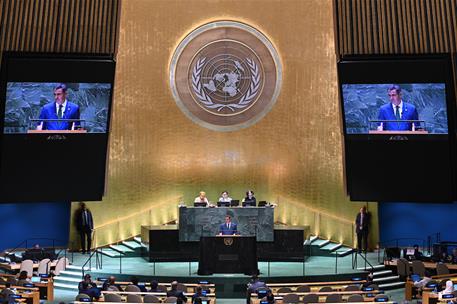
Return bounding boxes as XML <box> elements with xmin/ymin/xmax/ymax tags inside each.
<box><xmin>223</xmin><ymin>237</ymin><xmax>234</xmax><ymax>246</ymax></box>
<box><xmin>170</xmin><ymin>21</ymin><xmax>282</xmax><ymax>131</ymax></box>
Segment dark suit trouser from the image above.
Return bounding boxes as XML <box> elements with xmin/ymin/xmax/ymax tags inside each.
<box><xmin>80</xmin><ymin>226</ymin><xmax>92</xmax><ymax>253</ymax></box>
<box><xmin>357</xmin><ymin>230</ymin><xmax>368</xmax><ymax>252</ymax></box>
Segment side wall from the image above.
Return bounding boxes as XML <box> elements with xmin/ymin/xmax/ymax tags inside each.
<box><xmin>0</xmin><ymin>202</ymin><xmax>71</xmax><ymax>251</ymax></box>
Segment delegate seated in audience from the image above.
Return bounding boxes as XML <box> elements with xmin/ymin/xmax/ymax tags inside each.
<box><xmin>130</xmin><ymin>276</ymin><xmax>147</xmax><ymax>292</ymax></box>
<box><xmin>440</xmin><ymin>280</ymin><xmax>454</xmax><ymax>297</ymax></box>
<box><xmin>16</xmin><ymin>271</ymin><xmax>30</xmax><ymax>286</ymax></box>
<box><xmin>246</xmin><ymin>274</ymin><xmax>268</xmax><ymax>304</ymax></box>
<box><xmin>192</xmin><ymin>286</ymin><xmax>204</xmax><ymax>303</ymax></box>
<box><xmin>264</xmin><ymin>289</ymin><xmax>275</xmax><ymax>304</ymax></box>
<box><xmin>167</xmin><ymin>281</ymin><xmax>187</xmax><ymax>304</ymax></box>
<box><xmin>362</xmin><ymin>272</ymin><xmax>374</xmax><ymax>288</ymax></box>
<box><xmin>149</xmin><ymin>280</ymin><xmax>161</xmax><ymax>292</ymax></box>
<box><xmin>450</xmin><ymin>248</ymin><xmax>457</xmax><ymax>264</ymax></box>
<box><xmin>78</xmin><ymin>274</ymin><xmax>100</xmax><ymax>299</ymax></box>
<box><xmin>79</xmin><ymin>282</ymin><xmax>101</xmax><ymax>301</ymax></box>
<box><xmin>102</xmin><ymin>276</ymin><xmax>122</xmax><ymax>291</ymax></box>
<box><xmin>0</xmin><ymin>283</ymin><xmax>14</xmax><ymax>303</ymax></box>
<box><xmin>414</xmin><ymin>270</ymin><xmax>432</xmax><ymax>289</ymax></box>
<box><xmin>413</xmin><ymin>244</ymin><xmax>423</xmax><ymax>260</ymax></box>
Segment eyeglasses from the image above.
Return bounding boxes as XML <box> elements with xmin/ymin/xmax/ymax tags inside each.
<box><xmin>388</xmin><ymin>93</ymin><xmax>398</xmax><ymax>97</ymax></box>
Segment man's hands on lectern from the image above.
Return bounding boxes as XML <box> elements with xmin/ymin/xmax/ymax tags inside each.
<box><xmin>377</xmin><ymin>123</ymin><xmax>383</xmax><ymax>131</ymax></box>
<box><xmin>36</xmin><ymin>122</ymin><xmax>43</xmax><ymax>130</ymax></box>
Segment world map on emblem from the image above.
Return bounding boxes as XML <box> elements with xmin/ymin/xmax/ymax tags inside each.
<box><xmin>170</xmin><ymin>21</ymin><xmax>282</xmax><ymax>131</ymax></box>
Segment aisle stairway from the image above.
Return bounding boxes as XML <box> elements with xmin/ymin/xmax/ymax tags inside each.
<box><xmin>54</xmin><ymin>237</ymin><xmax>145</xmax><ymax>291</ymax></box>
<box><xmin>304</xmin><ymin>235</ymin><xmax>354</xmax><ymax>257</ymax></box>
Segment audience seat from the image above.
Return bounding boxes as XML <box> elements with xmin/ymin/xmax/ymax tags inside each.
<box><xmin>164</xmin><ymin>296</ymin><xmax>178</xmax><ymax>303</ymax></box>
<box><xmin>75</xmin><ymin>293</ymin><xmax>91</xmax><ymax>301</ymax></box>
<box><xmin>277</xmin><ymin>287</ymin><xmax>292</xmax><ymax>293</ymax></box>
<box><xmin>19</xmin><ymin>259</ymin><xmax>33</xmax><ymax>277</ymax></box>
<box><xmin>344</xmin><ymin>285</ymin><xmax>360</xmax><ymax>291</ymax></box>
<box><xmin>347</xmin><ymin>294</ymin><xmax>364</xmax><ymax>302</ymax></box>
<box><xmin>125</xmin><ymin>285</ymin><xmax>141</xmax><ymax>292</ymax></box>
<box><xmin>127</xmin><ymin>293</ymin><xmax>143</xmax><ymax>303</ymax></box>
<box><xmin>302</xmin><ymin>293</ymin><xmax>319</xmax><ymax>304</ymax></box>
<box><xmin>283</xmin><ymin>293</ymin><xmax>300</xmax><ymax>304</ymax></box>
<box><xmin>144</xmin><ymin>294</ymin><xmax>160</xmax><ymax>303</ymax></box>
<box><xmin>319</xmin><ymin>286</ymin><xmax>333</xmax><ymax>292</ymax></box>
<box><xmin>436</xmin><ymin>263</ymin><xmax>450</xmax><ymax>275</ymax></box>
<box><xmin>105</xmin><ymin>293</ymin><xmax>122</xmax><ymax>302</ymax></box>
<box><xmin>412</xmin><ymin>260</ymin><xmax>426</xmax><ymax>277</ymax></box>
<box><xmin>325</xmin><ymin>293</ymin><xmax>342</xmax><ymax>303</ymax></box>
<box><xmin>296</xmin><ymin>285</ymin><xmax>311</xmax><ymax>292</ymax></box>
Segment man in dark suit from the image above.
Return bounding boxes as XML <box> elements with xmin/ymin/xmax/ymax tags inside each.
<box><xmin>219</xmin><ymin>215</ymin><xmax>238</xmax><ymax>235</ymax></box>
<box><xmin>355</xmin><ymin>206</ymin><xmax>370</xmax><ymax>253</ymax></box>
<box><xmin>76</xmin><ymin>202</ymin><xmax>94</xmax><ymax>254</ymax></box>
<box><xmin>166</xmin><ymin>281</ymin><xmax>187</xmax><ymax>304</ymax></box>
<box><xmin>377</xmin><ymin>85</ymin><xmax>419</xmax><ymax>131</ymax></box>
<box><xmin>37</xmin><ymin>83</ymin><xmax>80</xmax><ymax>130</ymax></box>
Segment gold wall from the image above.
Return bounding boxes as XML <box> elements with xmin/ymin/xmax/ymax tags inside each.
<box><xmin>70</xmin><ymin>0</ymin><xmax>378</xmax><ymax>248</ymax></box>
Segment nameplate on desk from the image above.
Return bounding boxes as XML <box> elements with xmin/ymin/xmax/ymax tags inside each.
<box><xmin>218</xmin><ymin>254</ymin><xmax>239</xmax><ymax>261</ymax></box>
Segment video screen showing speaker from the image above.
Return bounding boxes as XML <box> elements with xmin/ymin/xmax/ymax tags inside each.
<box><xmin>338</xmin><ymin>55</ymin><xmax>457</xmax><ymax>202</ymax></box>
<box><xmin>0</xmin><ymin>52</ymin><xmax>116</xmax><ymax>202</ymax></box>
<box><xmin>4</xmin><ymin>82</ymin><xmax>112</xmax><ymax>134</ymax></box>
<box><xmin>341</xmin><ymin>83</ymin><xmax>448</xmax><ymax>134</ymax></box>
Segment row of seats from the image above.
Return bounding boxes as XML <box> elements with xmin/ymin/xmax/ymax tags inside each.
<box><xmin>397</xmin><ymin>259</ymin><xmax>450</xmax><ymax>277</ymax></box>
<box><xmin>15</xmin><ymin>257</ymin><xmax>68</xmax><ymax>277</ymax></box>
<box><xmin>260</xmin><ymin>292</ymin><xmax>389</xmax><ymax>304</ymax></box>
<box><xmin>77</xmin><ymin>292</ymin><xmax>188</xmax><ymax>303</ymax></box>
<box><xmin>272</xmin><ymin>284</ymin><xmax>377</xmax><ymax>293</ymax></box>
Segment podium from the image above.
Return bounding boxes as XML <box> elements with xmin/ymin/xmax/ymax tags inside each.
<box><xmin>198</xmin><ymin>236</ymin><xmax>257</xmax><ymax>275</ymax></box>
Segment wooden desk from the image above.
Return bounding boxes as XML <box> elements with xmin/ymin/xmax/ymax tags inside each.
<box><xmin>267</xmin><ymin>280</ymin><xmax>367</xmax><ymax>293</ymax></box>
<box><xmin>251</xmin><ymin>290</ymin><xmax>383</xmax><ymax>304</ymax></box>
<box><xmin>95</xmin><ymin>281</ymin><xmax>216</xmax><ymax>293</ymax></box>
<box><xmin>101</xmin><ymin>290</ymin><xmax>217</xmax><ymax>303</ymax></box>
<box><xmin>385</xmin><ymin>260</ymin><xmax>457</xmax><ymax>270</ymax></box>
<box><xmin>0</xmin><ymin>279</ymin><xmax>53</xmax><ymax>301</ymax></box>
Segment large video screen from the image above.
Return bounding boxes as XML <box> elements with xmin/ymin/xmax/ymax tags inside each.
<box><xmin>342</xmin><ymin>83</ymin><xmax>448</xmax><ymax>134</ymax></box>
<box><xmin>0</xmin><ymin>53</ymin><xmax>116</xmax><ymax>202</ymax></box>
<box><xmin>338</xmin><ymin>55</ymin><xmax>457</xmax><ymax>202</ymax></box>
<box><xmin>5</xmin><ymin>82</ymin><xmax>112</xmax><ymax>133</ymax></box>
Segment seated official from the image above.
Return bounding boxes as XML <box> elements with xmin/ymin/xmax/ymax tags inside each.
<box><xmin>192</xmin><ymin>286</ymin><xmax>205</xmax><ymax>303</ymax></box>
<box><xmin>149</xmin><ymin>280</ymin><xmax>161</xmax><ymax>292</ymax></box>
<box><xmin>218</xmin><ymin>191</ymin><xmax>232</xmax><ymax>204</ymax></box>
<box><xmin>414</xmin><ymin>270</ymin><xmax>432</xmax><ymax>289</ymax></box>
<box><xmin>194</xmin><ymin>191</ymin><xmax>209</xmax><ymax>207</ymax></box>
<box><xmin>16</xmin><ymin>271</ymin><xmax>30</xmax><ymax>287</ymax></box>
<box><xmin>246</xmin><ymin>275</ymin><xmax>268</xmax><ymax>304</ymax></box>
<box><xmin>219</xmin><ymin>215</ymin><xmax>237</xmax><ymax>235</ymax></box>
<box><xmin>242</xmin><ymin>190</ymin><xmax>256</xmax><ymax>207</ymax></box>
<box><xmin>167</xmin><ymin>281</ymin><xmax>187</xmax><ymax>304</ymax></box>
<box><xmin>79</xmin><ymin>282</ymin><xmax>100</xmax><ymax>301</ymax></box>
<box><xmin>102</xmin><ymin>276</ymin><xmax>122</xmax><ymax>291</ymax></box>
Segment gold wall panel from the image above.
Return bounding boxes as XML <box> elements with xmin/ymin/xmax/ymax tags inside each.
<box><xmin>70</xmin><ymin>0</ymin><xmax>378</xmax><ymax>248</ymax></box>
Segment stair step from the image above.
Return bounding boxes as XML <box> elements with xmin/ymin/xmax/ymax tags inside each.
<box><xmin>312</xmin><ymin>239</ymin><xmax>329</xmax><ymax>246</ymax></box>
<box><xmin>327</xmin><ymin>243</ymin><xmax>343</xmax><ymax>252</ymax></box>
<box><xmin>309</xmin><ymin>235</ymin><xmax>319</xmax><ymax>244</ymax></box>
<box><xmin>378</xmin><ymin>281</ymin><xmax>405</xmax><ymax>289</ymax></box>
<box><xmin>109</xmin><ymin>244</ymin><xmax>132</xmax><ymax>254</ymax></box>
<box><xmin>133</xmin><ymin>237</ymin><xmax>142</xmax><ymax>244</ymax></box>
<box><xmin>54</xmin><ymin>276</ymin><xmax>81</xmax><ymax>283</ymax></box>
<box><xmin>98</xmin><ymin>248</ymin><xmax>122</xmax><ymax>258</ymax></box>
<box><xmin>373</xmin><ymin>275</ymin><xmax>400</xmax><ymax>283</ymax></box>
<box><xmin>59</xmin><ymin>270</ymin><xmax>82</xmax><ymax>277</ymax></box>
<box><xmin>338</xmin><ymin>248</ymin><xmax>354</xmax><ymax>257</ymax></box>
<box><xmin>357</xmin><ymin>264</ymin><xmax>385</xmax><ymax>271</ymax></box>
<box><xmin>54</xmin><ymin>282</ymin><xmax>79</xmax><ymax>290</ymax></box>
<box><xmin>66</xmin><ymin>265</ymin><xmax>90</xmax><ymax>271</ymax></box>
<box><xmin>373</xmin><ymin>270</ymin><xmax>392</xmax><ymax>277</ymax></box>
<box><xmin>122</xmin><ymin>241</ymin><xmax>142</xmax><ymax>250</ymax></box>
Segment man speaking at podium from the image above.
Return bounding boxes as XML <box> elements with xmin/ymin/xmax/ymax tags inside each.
<box><xmin>377</xmin><ymin>85</ymin><xmax>419</xmax><ymax>131</ymax></box>
<box><xmin>37</xmin><ymin>83</ymin><xmax>80</xmax><ymax>130</ymax></box>
<box><xmin>219</xmin><ymin>215</ymin><xmax>238</xmax><ymax>235</ymax></box>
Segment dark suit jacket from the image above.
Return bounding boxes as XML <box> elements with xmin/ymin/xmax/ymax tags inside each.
<box><xmin>38</xmin><ymin>101</ymin><xmax>80</xmax><ymax>130</ymax></box>
<box><xmin>219</xmin><ymin>222</ymin><xmax>238</xmax><ymax>235</ymax></box>
<box><xmin>378</xmin><ymin>102</ymin><xmax>419</xmax><ymax>131</ymax></box>
<box><xmin>166</xmin><ymin>289</ymin><xmax>187</xmax><ymax>304</ymax></box>
<box><xmin>355</xmin><ymin>212</ymin><xmax>370</xmax><ymax>233</ymax></box>
<box><xmin>76</xmin><ymin>209</ymin><xmax>94</xmax><ymax>231</ymax></box>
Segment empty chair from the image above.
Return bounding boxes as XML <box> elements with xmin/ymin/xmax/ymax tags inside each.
<box><xmin>144</xmin><ymin>294</ymin><xmax>160</xmax><ymax>303</ymax></box>
<box><xmin>104</xmin><ymin>293</ymin><xmax>122</xmax><ymax>302</ymax></box>
<box><xmin>344</xmin><ymin>285</ymin><xmax>360</xmax><ymax>291</ymax></box>
<box><xmin>75</xmin><ymin>293</ymin><xmax>91</xmax><ymax>301</ymax></box>
<box><xmin>374</xmin><ymin>294</ymin><xmax>389</xmax><ymax>302</ymax></box>
<box><xmin>53</xmin><ymin>257</ymin><xmax>68</xmax><ymax>275</ymax></box>
<box><xmin>107</xmin><ymin>285</ymin><xmax>120</xmax><ymax>291</ymax></box>
<box><xmin>125</xmin><ymin>284</ymin><xmax>142</xmax><ymax>292</ymax></box>
<box><xmin>367</xmin><ymin>284</ymin><xmax>379</xmax><ymax>290</ymax></box>
<box><xmin>164</xmin><ymin>296</ymin><xmax>178</xmax><ymax>303</ymax></box>
<box><xmin>283</xmin><ymin>293</ymin><xmax>300</xmax><ymax>304</ymax></box>
<box><xmin>302</xmin><ymin>293</ymin><xmax>319</xmax><ymax>304</ymax></box>
<box><xmin>436</xmin><ymin>263</ymin><xmax>450</xmax><ymax>275</ymax></box>
<box><xmin>347</xmin><ymin>294</ymin><xmax>364</xmax><ymax>302</ymax></box>
<box><xmin>127</xmin><ymin>294</ymin><xmax>143</xmax><ymax>303</ymax></box>
<box><xmin>277</xmin><ymin>287</ymin><xmax>293</xmax><ymax>293</ymax></box>
<box><xmin>157</xmin><ymin>285</ymin><xmax>168</xmax><ymax>292</ymax></box>
<box><xmin>319</xmin><ymin>286</ymin><xmax>333</xmax><ymax>292</ymax></box>
<box><xmin>326</xmin><ymin>293</ymin><xmax>342</xmax><ymax>303</ymax></box>
<box><xmin>412</xmin><ymin>260</ymin><xmax>426</xmax><ymax>277</ymax></box>
<box><xmin>296</xmin><ymin>285</ymin><xmax>311</xmax><ymax>292</ymax></box>
<box><xmin>37</xmin><ymin>258</ymin><xmax>50</xmax><ymax>275</ymax></box>
<box><xmin>19</xmin><ymin>259</ymin><xmax>33</xmax><ymax>277</ymax></box>
<box><xmin>176</xmin><ymin>283</ymin><xmax>187</xmax><ymax>292</ymax></box>
<box><xmin>399</xmin><ymin>258</ymin><xmax>412</xmax><ymax>276</ymax></box>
